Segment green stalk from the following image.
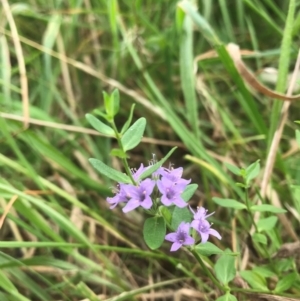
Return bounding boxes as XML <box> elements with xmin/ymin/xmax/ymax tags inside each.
<box><xmin>268</xmin><ymin>0</ymin><xmax>296</xmax><ymax>147</ymax></box>
<box><xmin>110</xmin><ymin>120</ymin><xmax>136</xmax><ymax>184</ymax></box>
<box><xmin>190</xmin><ymin>249</ymin><xmax>225</xmax><ymax>292</ymax></box>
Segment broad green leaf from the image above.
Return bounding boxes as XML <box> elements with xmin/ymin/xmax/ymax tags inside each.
<box><xmin>215</xmin><ymin>293</ymin><xmax>237</xmax><ymax>301</ymax></box>
<box><xmin>139</xmin><ymin>147</ymin><xmax>177</xmax><ymax>180</ymax></box>
<box><xmin>250</xmin><ymin>204</ymin><xmax>286</xmax><ymax>213</ymax></box>
<box><xmin>275</xmin><ymin>272</ymin><xmax>297</xmax><ymax>292</ymax></box>
<box><xmin>214</xmin><ymin>252</ymin><xmax>236</xmax><ymax>285</ymax></box>
<box><xmin>121</xmin><ymin>117</ymin><xmax>146</xmax><ymax>151</ymax></box>
<box><xmin>212</xmin><ymin>197</ymin><xmax>246</xmax><ymax>210</ymax></box>
<box><xmin>252</xmin><ymin>233</ymin><xmax>267</xmax><ymax>245</ymax></box>
<box><xmin>85</xmin><ymin>114</ymin><xmax>115</xmax><ymax>136</ymax></box>
<box><xmin>181</xmin><ymin>184</ymin><xmax>198</xmax><ymax>202</ymax></box>
<box><xmin>171</xmin><ymin>206</ymin><xmax>192</xmax><ymax>230</ymax></box>
<box><xmin>224</xmin><ymin>162</ymin><xmax>241</xmax><ymax>176</ymax></box>
<box><xmin>143</xmin><ymin>217</ymin><xmax>166</xmax><ymax>250</ymax></box>
<box><xmin>195</xmin><ymin>242</ymin><xmax>224</xmax><ymax>256</ymax></box>
<box><xmin>296</xmin><ymin>129</ymin><xmax>300</xmax><ymax>147</ymax></box>
<box><xmin>245</xmin><ymin>160</ymin><xmax>260</xmax><ymax>184</ymax></box>
<box><xmin>89</xmin><ymin>158</ymin><xmax>131</xmax><ymax>183</ymax></box>
<box><xmin>257</xmin><ymin>216</ymin><xmax>278</xmax><ymax>232</ymax></box>
<box><xmin>121</xmin><ymin>104</ymin><xmax>136</xmax><ymax>134</ymax></box>
<box><xmin>277</xmin><ymin>258</ymin><xmax>294</xmax><ymax>272</ymax></box>
<box><xmin>240</xmin><ymin>270</ymin><xmax>268</xmax><ymax>291</ymax></box>
<box><xmin>252</xmin><ymin>267</ymin><xmax>276</xmax><ymax>278</ymax></box>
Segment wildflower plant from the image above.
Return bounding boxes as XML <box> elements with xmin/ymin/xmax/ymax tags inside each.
<box><xmin>86</xmin><ymin>90</ymin><xmax>295</xmax><ymax>301</ymax></box>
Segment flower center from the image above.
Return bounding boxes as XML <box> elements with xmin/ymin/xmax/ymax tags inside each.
<box><xmin>166</xmin><ymin>188</ymin><xmax>175</xmax><ymax>199</ymax></box>
<box><xmin>198</xmin><ymin>220</ymin><xmax>210</xmax><ymax>233</ymax></box>
<box><xmin>177</xmin><ymin>231</ymin><xmax>187</xmax><ymax>243</ymax></box>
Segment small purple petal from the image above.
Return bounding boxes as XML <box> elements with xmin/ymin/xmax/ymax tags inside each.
<box><xmin>132</xmin><ymin>163</ymin><xmax>147</xmax><ymax>181</ymax></box>
<box><xmin>173</xmin><ymin>197</ymin><xmax>188</xmax><ymax>208</ymax></box>
<box><xmin>161</xmin><ymin>195</ymin><xmax>173</xmax><ymax>206</ymax></box>
<box><xmin>184</xmin><ymin>236</ymin><xmax>195</xmax><ymax>245</ymax></box>
<box><xmin>170</xmin><ymin>242</ymin><xmax>182</xmax><ymax>252</ymax></box>
<box><xmin>106</xmin><ymin>184</ymin><xmax>129</xmax><ymax>209</ymax></box>
<box><xmin>209</xmin><ymin>228</ymin><xmax>222</xmax><ymax>240</ymax></box>
<box><xmin>181</xmin><ymin>222</ymin><xmax>191</xmax><ymax>234</ymax></box>
<box><xmin>122</xmin><ymin>200</ymin><xmax>140</xmax><ymax>213</ymax></box>
<box><xmin>191</xmin><ymin>220</ymin><xmax>199</xmax><ymax>229</ymax></box>
<box><xmin>140</xmin><ymin>196</ymin><xmax>153</xmax><ymax>209</ymax></box>
<box><xmin>200</xmin><ymin>232</ymin><xmax>209</xmax><ymax>243</ymax></box>
<box><xmin>165</xmin><ymin>232</ymin><xmax>177</xmax><ymax>242</ymax></box>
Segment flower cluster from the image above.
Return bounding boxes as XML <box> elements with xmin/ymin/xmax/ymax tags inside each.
<box><xmin>165</xmin><ymin>207</ymin><xmax>222</xmax><ymax>251</ymax></box>
<box><xmin>107</xmin><ymin>162</ymin><xmax>221</xmax><ymax>252</ymax></box>
<box><xmin>107</xmin><ymin>164</ymin><xmax>191</xmax><ymax>213</ymax></box>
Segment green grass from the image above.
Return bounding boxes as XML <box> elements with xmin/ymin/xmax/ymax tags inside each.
<box><xmin>0</xmin><ymin>0</ymin><xmax>300</xmax><ymax>300</ymax></box>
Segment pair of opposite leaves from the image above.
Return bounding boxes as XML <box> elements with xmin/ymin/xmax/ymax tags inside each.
<box><xmin>196</xmin><ymin>43</ymin><xmax>300</xmax><ymax>101</ymax></box>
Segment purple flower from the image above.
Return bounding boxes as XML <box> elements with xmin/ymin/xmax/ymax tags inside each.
<box><xmin>107</xmin><ymin>184</ymin><xmax>129</xmax><ymax>209</ymax></box>
<box><xmin>191</xmin><ymin>219</ymin><xmax>221</xmax><ymax>243</ymax></box>
<box><xmin>190</xmin><ymin>206</ymin><xmax>215</xmax><ymax>220</ymax></box>
<box><xmin>122</xmin><ymin>179</ymin><xmax>155</xmax><ymax>213</ymax></box>
<box><xmin>131</xmin><ymin>163</ymin><xmax>148</xmax><ymax>181</ymax></box>
<box><xmin>159</xmin><ymin>167</ymin><xmax>191</xmax><ymax>186</ymax></box>
<box><xmin>157</xmin><ymin>178</ymin><xmax>187</xmax><ymax>208</ymax></box>
<box><xmin>165</xmin><ymin>222</ymin><xmax>195</xmax><ymax>251</ymax></box>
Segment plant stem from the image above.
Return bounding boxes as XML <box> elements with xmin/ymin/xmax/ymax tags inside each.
<box><xmin>110</xmin><ymin>120</ymin><xmax>136</xmax><ymax>184</ymax></box>
<box><xmin>190</xmin><ymin>249</ymin><xmax>225</xmax><ymax>292</ymax></box>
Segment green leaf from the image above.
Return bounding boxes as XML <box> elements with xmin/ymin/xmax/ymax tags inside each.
<box><xmin>225</xmin><ymin>162</ymin><xmax>241</xmax><ymax>176</ymax></box>
<box><xmin>212</xmin><ymin>197</ymin><xmax>246</xmax><ymax>210</ymax></box>
<box><xmin>214</xmin><ymin>253</ymin><xmax>236</xmax><ymax>285</ymax></box>
<box><xmin>257</xmin><ymin>216</ymin><xmax>278</xmax><ymax>232</ymax></box>
<box><xmin>195</xmin><ymin>242</ymin><xmax>224</xmax><ymax>256</ymax></box>
<box><xmin>110</xmin><ymin>89</ymin><xmax>120</xmax><ymax>117</ymax></box>
<box><xmin>110</xmin><ymin>148</ymin><xmax>127</xmax><ymax>159</ymax></box>
<box><xmin>159</xmin><ymin>206</ymin><xmax>172</xmax><ymax>225</ymax></box>
<box><xmin>92</xmin><ymin>108</ymin><xmax>107</xmax><ymax>119</ymax></box>
<box><xmin>250</xmin><ymin>204</ymin><xmax>286</xmax><ymax>213</ymax></box>
<box><xmin>121</xmin><ymin>104</ymin><xmax>136</xmax><ymax>134</ymax></box>
<box><xmin>89</xmin><ymin>158</ymin><xmax>131</xmax><ymax>183</ymax></box>
<box><xmin>175</xmin><ymin>4</ymin><xmax>185</xmax><ymax>32</ymax></box>
<box><xmin>275</xmin><ymin>272</ymin><xmax>297</xmax><ymax>292</ymax></box>
<box><xmin>121</xmin><ymin>117</ymin><xmax>146</xmax><ymax>151</ymax></box>
<box><xmin>171</xmin><ymin>206</ymin><xmax>192</xmax><ymax>230</ymax></box>
<box><xmin>252</xmin><ymin>233</ymin><xmax>267</xmax><ymax>245</ymax></box>
<box><xmin>296</xmin><ymin>129</ymin><xmax>300</xmax><ymax>147</ymax></box>
<box><xmin>139</xmin><ymin>147</ymin><xmax>177</xmax><ymax>180</ymax></box>
<box><xmin>85</xmin><ymin>114</ymin><xmax>115</xmax><ymax>136</ymax></box>
<box><xmin>103</xmin><ymin>91</ymin><xmax>111</xmax><ymax>116</ymax></box>
<box><xmin>215</xmin><ymin>293</ymin><xmax>237</xmax><ymax>301</ymax></box>
<box><xmin>181</xmin><ymin>184</ymin><xmax>198</xmax><ymax>202</ymax></box>
<box><xmin>240</xmin><ymin>270</ymin><xmax>268</xmax><ymax>290</ymax></box>
<box><xmin>277</xmin><ymin>258</ymin><xmax>294</xmax><ymax>272</ymax></box>
<box><xmin>245</xmin><ymin>160</ymin><xmax>260</xmax><ymax>184</ymax></box>
<box><xmin>252</xmin><ymin>266</ymin><xmax>276</xmax><ymax>278</ymax></box>
<box><xmin>143</xmin><ymin>217</ymin><xmax>166</xmax><ymax>250</ymax></box>
<box><xmin>0</xmin><ymin>270</ymin><xmax>18</xmax><ymax>292</ymax></box>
